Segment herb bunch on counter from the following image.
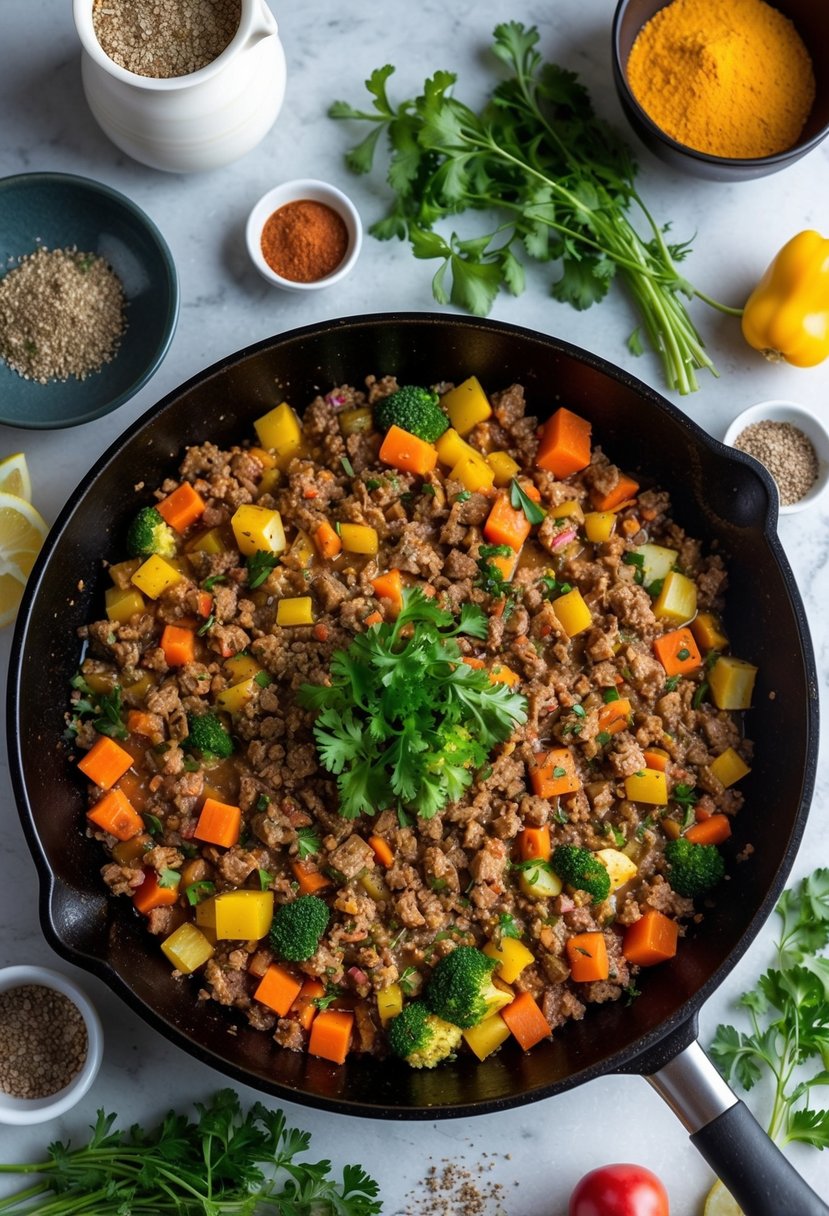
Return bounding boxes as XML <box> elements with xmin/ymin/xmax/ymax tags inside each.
<box><xmin>331</xmin><ymin>22</ymin><xmax>740</xmax><ymax>396</ymax></box>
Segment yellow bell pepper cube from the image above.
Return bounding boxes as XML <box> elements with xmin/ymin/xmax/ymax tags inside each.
<box><xmin>161</xmin><ymin>922</ymin><xmax>215</xmax><ymax>974</ymax></box>
<box><xmin>550</xmin><ymin>499</ymin><xmax>585</xmax><ymax>522</ymax></box>
<box><xmin>625</xmin><ymin>769</ymin><xmax>668</xmax><ymax>805</ymax></box>
<box><xmin>450</xmin><ymin>452</ymin><xmax>496</xmax><ymax>494</ymax></box>
<box><xmin>483</xmin><ymin>937</ymin><xmax>535</xmax><ymax>984</ymax></box>
<box><xmin>276</xmin><ymin>596</ymin><xmax>314</xmax><ymax>626</ymax></box>
<box><xmin>105</xmin><ymin>586</ymin><xmax>145</xmax><ymax>624</ymax></box>
<box><xmin>123</xmin><ymin>671</ymin><xmax>154</xmax><ymax>703</ymax></box>
<box><xmin>519</xmin><ymin>863</ymin><xmax>562</xmax><ymax>901</ymax></box>
<box><xmin>289</xmin><ymin>529</ymin><xmax>315</xmax><ymax>568</ymax></box>
<box><xmin>84</xmin><ymin>671</ymin><xmax>116</xmax><ymax>695</ymax></box>
<box><xmin>487</xmin><ymin>450</ymin><xmax>520</xmax><ymax>486</ymax></box>
<box><xmin>185</xmin><ymin>527</ymin><xmax>227</xmax><ymax>556</ymax></box>
<box><xmin>709</xmin><ymin>656</ymin><xmax>757</xmax><ymax>710</ymax></box>
<box><xmin>709</xmin><ymin>747</ymin><xmax>751</xmax><ymax>788</ymax></box>
<box><xmin>215</xmin><ymin>676</ymin><xmax>259</xmax><ymax>715</ymax></box>
<box><xmin>231</xmin><ymin>505</ymin><xmax>286</xmax><ymax>556</ymax></box>
<box><xmin>653</xmin><ymin>570</ymin><xmax>697</xmax><ymax>625</ymax></box>
<box><xmin>254</xmin><ymin>401</ymin><xmax>302</xmax><ymax>455</ymax></box>
<box><xmin>131</xmin><ymin>554</ymin><xmax>182</xmax><ymax>600</ymax></box>
<box><xmin>553</xmin><ymin>587</ymin><xmax>592</xmax><ymax>638</ymax></box>
<box><xmin>109</xmin><ymin>558</ymin><xmax>142</xmax><ymax>585</ymax></box>
<box><xmin>441</xmin><ymin>376</ymin><xmax>492</xmax><ymax>436</ymax></box>
<box><xmin>632</xmin><ymin>543</ymin><xmax>678</xmax><ymax>588</ymax></box>
<box><xmin>224</xmin><ymin>653</ymin><xmax>262</xmax><ymax>682</ymax></box>
<box><xmin>376</xmin><ymin>983</ymin><xmax>404</xmax><ymax>1025</ymax></box>
<box><xmin>258</xmin><ymin>467</ymin><xmax>281</xmax><ymax>496</ymax></box>
<box><xmin>463</xmin><ymin>1013</ymin><xmax>512</xmax><ymax>1061</ymax></box>
<box><xmin>691</xmin><ymin>612</ymin><xmax>729</xmax><ymax>653</ymax></box>
<box><xmin>195</xmin><ymin>896</ymin><xmax>216</xmax><ymax>931</ymax></box>
<box><xmin>213</xmin><ymin>890</ymin><xmax>274</xmax><ymax>941</ymax></box>
<box><xmin>584</xmin><ymin>511</ymin><xmax>616</xmax><ymax>543</ymax></box>
<box><xmin>339</xmin><ymin>523</ymin><xmax>379</xmax><ymax>555</ymax></box>
<box><xmin>594</xmin><ymin>848</ymin><xmax>638</xmax><ymax>892</ymax></box>
<box><xmin>435</xmin><ymin>427</ymin><xmax>476</xmax><ymax>468</ymax></box>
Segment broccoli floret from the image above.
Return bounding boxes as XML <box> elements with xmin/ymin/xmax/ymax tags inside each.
<box><xmin>387</xmin><ymin>1001</ymin><xmax>463</xmax><ymax>1069</ymax></box>
<box><xmin>424</xmin><ymin>945</ymin><xmax>510</xmax><ymax>1028</ymax></box>
<box><xmin>664</xmin><ymin>837</ymin><xmax>726</xmax><ymax>898</ymax></box>
<box><xmin>126</xmin><ymin>506</ymin><xmax>176</xmax><ymax>559</ymax></box>
<box><xmin>551</xmin><ymin>845</ymin><xmax>611</xmax><ymax>903</ymax></box>
<box><xmin>184</xmin><ymin>712</ymin><xmax>234</xmax><ymax>758</ymax></box>
<box><xmin>269</xmin><ymin>895</ymin><xmax>330</xmax><ymax>962</ymax></box>
<box><xmin>374</xmin><ymin>385</ymin><xmax>449</xmax><ymax>442</ymax></box>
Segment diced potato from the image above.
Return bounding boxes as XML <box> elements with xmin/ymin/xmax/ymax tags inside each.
<box><xmin>441</xmin><ymin>376</ymin><xmax>492</xmax><ymax>436</ymax></box>
<box><xmin>254</xmin><ymin>401</ymin><xmax>302</xmax><ymax>453</ymax></box>
<box><xmin>376</xmin><ymin>983</ymin><xmax>404</xmax><ymax>1025</ymax></box>
<box><xmin>483</xmin><ymin>937</ymin><xmax>535</xmax><ymax>984</ymax></box>
<box><xmin>691</xmin><ymin>612</ymin><xmax>729</xmax><ymax>653</ymax></box>
<box><xmin>487</xmin><ymin>450</ymin><xmax>520</xmax><ymax>486</ymax></box>
<box><xmin>709</xmin><ymin>656</ymin><xmax>757</xmax><ymax>710</ymax></box>
<box><xmin>131</xmin><ymin>554</ymin><xmax>182</xmax><ymax>599</ymax></box>
<box><xmin>594</xmin><ymin>848</ymin><xmax>638</xmax><ymax>892</ymax></box>
<box><xmin>289</xmin><ymin>529</ymin><xmax>315</xmax><ymax>568</ymax></box>
<box><xmin>161</xmin><ymin>922</ymin><xmax>215</xmax><ymax>974</ymax></box>
<box><xmin>550</xmin><ymin>499</ymin><xmax>584</xmax><ymax>523</ymax></box>
<box><xmin>519</xmin><ymin>864</ymin><xmax>562</xmax><ymax>900</ymax></box>
<box><xmin>653</xmin><ymin>570</ymin><xmax>697</xmax><ymax>625</ymax></box>
<box><xmin>213</xmin><ymin>890</ymin><xmax>274</xmax><ymax>941</ymax></box>
<box><xmin>105</xmin><ymin>586</ymin><xmax>145</xmax><ymax>623</ymax></box>
<box><xmin>449</xmin><ymin>452</ymin><xmax>495</xmax><ymax>494</ymax></box>
<box><xmin>276</xmin><ymin>596</ymin><xmax>314</xmax><ymax>626</ymax></box>
<box><xmin>583</xmin><ymin>511</ymin><xmax>616</xmax><ymax>543</ymax></box>
<box><xmin>231</xmin><ymin>505</ymin><xmax>286</xmax><ymax>556</ymax></box>
<box><xmin>463</xmin><ymin>1013</ymin><xmax>512</xmax><ymax>1061</ymax></box>
<box><xmin>709</xmin><ymin>747</ymin><xmax>751</xmax><ymax>788</ymax></box>
<box><xmin>632</xmin><ymin>543</ymin><xmax>678</xmax><ymax>588</ymax></box>
<box><xmin>624</xmin><ymin>769</ymin><xmax>668</xmax><ymax>805</ymax></box>
<box><xmin>552</xmin><ymin>587</ymin><xmax>592</xmax><ymax>638</ymax></box>
<box><xmin>339</xmin><ymin>523</ymin><xmax>379</xmax><ymax>555</ymax></box>
<box><xmin>185</xmin><ymin>527</ymin><xmax>227</xmax><ymax>555</ymax></box>
<box><xmin>215</xmin><ymin>676</ymin><xmax>258</xmax><ymax>714</ymax></box>
<box><xmin>436</xmin><ymin>428</ymin><xmax>476</xmax><ymax>468</ymax></box>
<box><xmin>339</xmin><ymin>405</ymin><xmax>374</xmax><ymax>436</ymax></box>
<box><xmin>224</xmin><ymin>653</ymin><xmax>262</xmax><ymax>682</ymax></box>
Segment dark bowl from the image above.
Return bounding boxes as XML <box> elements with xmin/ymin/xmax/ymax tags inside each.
<box><xmin>612</xmin><ymin>0</ymin><xmax>829</xmax><ymax>181</ymax></box>
<box><xmin>0</xmin><ymin>173</ymin><xmax>179</xmax><ymax>428</ymax></box>
<box><xmin>8</xmin><ymin>314</ymin><xmax>817</xmax><ymax>1119</ymax></box>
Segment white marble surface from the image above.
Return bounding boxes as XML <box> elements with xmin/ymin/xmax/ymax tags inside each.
<box><xmin>0</xmin><ymin>1</ymin><xmax>828</xmax><ymax>1211</ymax></box>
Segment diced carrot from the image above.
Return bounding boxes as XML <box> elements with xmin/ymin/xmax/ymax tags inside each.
<box><xmin>292</xmin><ymin>859</ymin><xmax>332</xmax><ymax>895</ymax></box>
<box><xmin>303</xmin><ymin>486</ymin><xmax>319</xmax><ymax>499</ymax></box>
<box><xmin>590</xmin><ymin>473</ymin><xmax>640</xmax><ymax>513</ymax></box>
<box><xmin>536</xmin><ymin>407</ymin><xmax>592</xmax><ymax>478</ymax></box>
<box><xmin>597</xmin><ymin>697</ymin><xmax>632</xmax><ymax>736</ymax></box>
<box><xmin>518</xmin><ymin>826</ymin><xmax>551</xmax><ymax>863</ymax></box>
<box><xmin>364</xmin><ymin>611</ymin><xmax>383</xmax><ymax>626</ymax></box>
<box><xmin>379</xmin><ymin>425</ymin><xmax>438</xmax><ymax>478</ymax></box>
<box><xmin>528</xmin><ymin>747</ymin><xmax>581</xmax><ymax>798</ymax></box>
<box><xmin>254</xmin><ymin>963</ymin><xmax>303</xmax><ymax>1017</ymax></box>
<box><xmin>566</xmin><ymin>931</ymin><xmax>609</xmax><ymax>982</ymax></box>
<box><xmin>133</xmin><ymin>868</ymin><xmax>180</xmax><ymax>915</ymax></box>
<box><xmin>193</xmin><ymin>797</ymin><xmax>241</xmax><ymax>849</ymax></box>
<box><xmin>87</xmin><ymin>788</ymin><xmax>144</xmax><ymax>841</ymax></box>
<box><xmin>313</xmin><ymin>623</ymin><xmax>330</xmax><ymax>642</ymax></box>
<box><xmin>371</xmin><ymin>569</ymin><xmax>403</xmax><ymax>615</ymax></box>
<box><xmin>463</xmin><ymin>656</ymin><xmax>486</xmax><ymax>670</ymax></box>
<box><xmin>368</xmin><ymin>835</ymin><xmax>394</xmax><ymax>867</ymax></box>
<box><xmin>622</xmin><ymin>910</ymin><xmax>679</xmax><ymax>967</ymax></box>
<box><xmin>308</xmin><ymin>1008</ymin><xmax>353</xmax><ymax>1064</ymax></box>
<box><xmin>160</xmin><ymin>624</ymin><xmax>196</xmax><ymax>668</ymax></box>
<box><xmin>197</xmin><ymin>591</ymin><xmax>213</xmax><ymax>618</ymax></box>
<box><xmin>652</xmin><ymin>627</ymin><xmax>702</xmax><ymax>678</ymax></box>
<box><xmin>621</xmin><ymin>517</ymin><xmax>640</xmax><ymax>536</ymax></box>
<box><xmin>483</xmin><ymin>493</ymin><xmax>532</xmax><ymax>551</ymax></box>
<box><xmin>291</xmin><ymin>978</ymin><xmax>325</xmax><ymax>1031</ymax></box>
<box><xmin>156</xmin><ymin>482</ymin><xmax>206</xmax><ymax>533</ymax></box>
<box><xmin>489</xmin><ymin>548</ymin><xmax>519</xmax><ymax>582</ymax></box>
<box><xmin>249</xmin><ymin>445</ymin><xmax>277</xmax><ymax>471</ymax></box>
<box><xmin>499</xmin><ymin>991</ymin><xmax>552</xmax><ymax>1051</ymax></box>
<box><xmin>685</xmin><ymin>814</ymin><xmax>732</xmax><ymax>846</ymax></box>
<box><xmin>643</xmin><ymin>748</ymin><xmax>669</xmax><ymax>772</ymax></box>
<box><xmin>489</xmin><ymin>662</ymin><xmax>520</xmax><ymax>687</ymax></box>
<box><xmin>77</xmin><ymin>735</ymin><xmax>133</xmax><ymax>790</ymax></box>
<box><xmin>127</xmin><ymin>710</ymin><xmax>158</xmax><ymax>738</ymax></box>
<box><xmin>315</xmin><ymin>520</ymin><xmax>342</xmax><ymax>559</ymax></box>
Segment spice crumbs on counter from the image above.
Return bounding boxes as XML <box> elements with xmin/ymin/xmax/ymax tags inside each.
<box><xmin>397</xmin><ymin>1156</ymin><xmax>507</xmax><ymax>1216</ymax></box>
<box><xmin>93</xmin><ymin>0</ymin><xmax>241</xmax><ymax>79</ymax></box>
<box><xmin>0</xmin><ymin>984</ymin><xmax>88</xmax><ymax>1098</ymax></box>
<box><xmin>733</xmin><ymin>419</ymin><xmax>818</xmax><ymax>506</ymax></box>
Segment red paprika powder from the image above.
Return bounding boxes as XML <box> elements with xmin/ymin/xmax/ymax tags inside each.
<box><xmin>260</xmin><ymin>199</ymin><xmax>348</xmax><ymax>283</ymax></box>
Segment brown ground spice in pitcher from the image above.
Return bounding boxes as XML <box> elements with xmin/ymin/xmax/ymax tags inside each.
<box><xmin>260</xmin><ymin>200</ymin><xmax>348</xmax><ymax>283</ymax></box>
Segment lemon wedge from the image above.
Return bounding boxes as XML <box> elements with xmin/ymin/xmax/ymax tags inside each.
<box><xmin>0</xmin><ymin>492</ymin><xmax>48</xmax><ymax>627</ymax></box>
<box><xmin>0</xmin><ymin>453</ymin><xmax>31</xmax><ymax>503</ymax></box>
<box><xmin>704</xmin><ymin>1180</ymin><xmax>744</xmax><ymax>1216</ymax></box>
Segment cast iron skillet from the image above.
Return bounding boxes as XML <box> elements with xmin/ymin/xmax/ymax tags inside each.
<box><xmin>8</xmin><ymin>315</ymin><xmax>824</xmax><ymax>1216</ymax></box>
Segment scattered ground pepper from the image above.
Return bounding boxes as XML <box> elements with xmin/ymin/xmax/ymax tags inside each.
<box><xmin>92</xmin><ymin>0</ymin><xmax>241</xmax><ymax>79</ymax></box>
<box><xmin>0</xmin><ymin>247</ymin><xmax>125</xmax><ymax>384</ymax></box>
<box><xmin>396</xmin><ymin>1155</ymin><xmax>508</xmax><ymax>1216</ymax></box>
<box><xmin>260</xmin><ymin>200</ymin><xmax>349</xmax><ymax>282</ymax></box>
<box><xmin>733</xmin><ymin>419</ymin><xmax>818</xmax><ymax>505</ymax></box>
<box><xmin>0</xmin><ymin>984</ymin><xmax>88</xmax><ymax>1099</ymax></box>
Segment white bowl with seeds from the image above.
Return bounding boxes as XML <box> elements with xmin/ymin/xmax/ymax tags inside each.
<box><xmin>723</xmin><ymin>399</ymin><xmax>829</xmax><ymax>516</ymax></box>
<box><xmin>0</xmin><ymin>965</ymin><xmax>103</xmax><ymax>1124</ymax></box>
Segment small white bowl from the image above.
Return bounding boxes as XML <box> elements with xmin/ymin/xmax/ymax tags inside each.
<box><xmin>245</xmin><ymin>179</ymin><xmax>362</xmax><ymax>291</ymax></box>
<box><xmin>722</xmin><ymin>399</ymin><xmax>829</xmax><ymax>516</ymax></box>
<box><xmin>0</xmin><ymin>966</ymin><xmax>103</xmax><ymax>1125</ymax></box>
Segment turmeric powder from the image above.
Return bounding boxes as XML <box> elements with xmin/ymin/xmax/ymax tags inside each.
<box><xmin>626</xmin><ymin>0</ymin><xmax>815</xmax><ymax>159</ymax></box>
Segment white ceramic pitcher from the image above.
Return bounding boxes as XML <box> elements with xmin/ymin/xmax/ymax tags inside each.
<box><xmin>73</xmin><ymin>0</ymin><xmax>286</xmax><ymax>173</ymax></box>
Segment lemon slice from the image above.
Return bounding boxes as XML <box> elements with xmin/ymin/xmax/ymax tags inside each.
<box><xmin>0</xmin><ymin>453</ymin><xmax>31</xmax><ymax>503</ymax></box>
<box><xmin>0</xmin><ymin>492</ymin><xmax>48</xmax><ymax>627</ymax></box>
<box><xmin>704</xmin><ymin>1180</ymin><xmax>744</xmax><ymax>1216</ymax></box>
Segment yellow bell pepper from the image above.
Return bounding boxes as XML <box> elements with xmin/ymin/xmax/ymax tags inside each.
<box><xmin>105</xmin><ymin>586</ymin><xmax>145</xmax><ymax>624</ymax></box>
<box><xmin>215</xmin><ymin>676</ymin><xmax>259</xmax><ymax>715</ymax></box>
<box><xmin>552</xmin><ymin>587</ymin><xmax>592</xmax><ymax>638</ymax></box>
<box><xmin>276</xmin><ymin>596</ymin><xmax>315</xmax><ymax>626</ymax></box>
<box><xmin>449</xmin><ymin>451</ymin><xmax>495</xmax><ymax>494</ymax></box>
<box><xmin>231</xmin><ymin>504</ymin><xmax>286</xmax><ymax>556</ymax></box>
<box><xmin>339</xmin><ymin>523</ymin><xmax>379</xmax><ymax>555</ymax></box>
<box><xmin>487</xmin><ymin>450</ymin><xmax>520</xmax><ymax>486</ymax></box>
<box><xmin>709</xmin><ymin>747</ymin><xmax>751</xmax><ymax>788</ymax></box>
<box><xmin>224</xmin><ymin>653</ymin><xmax>262</xmax><ymax>682</ymax></box>
<box><xmin>131</xmin><ymin>554</ymin><xmax>181</xmax><ymax>599</ymax></box>
<box><xmin>441</xmin><ymin>376</ymin><xmax>492</xmax><ymax>435</ymax></box>
<box><xmin>709</xmin><ymin>656</ymin><xmax>757</xmax><ymax>710</ymax></box>
<box><xmin>624</xmin><ymin>769</ymin><xmax>668</xmax><ymax>805</ymax></box>
<box><xmin>161</xmin><ymin>922</ymin><xmax>215</xmax><ymax>974</ymax></box>
<box><xmin>463</xmin><ymin>1013</ymin><xmax>512</xmax><ymax>1061</ymax></box>
<box><xmin>584</xmin><ymin>511</ymin><xmax>616</xmax><ymax>543</ymax></box>
<box><xmin>376</xmin><ymin>983</ymin><xmax>404</xmax><ymax>1024</ymax></box>
<box><xmin>741</xmin><ymin>231</ymin><xmax>829</xmax><ymax>367</ymax></box>
<box><xmin>213</xmin><ymin>890</ymin><xmax>274</xmax><ymax>940</ymax></box>
<box><xmin>435</xmin><ymin>427</ymin><xmax>475</xmax><ymax>468</ymax></box>
<box><xmin>483</xmin><ymin>937</ymin><xmax>534</xmax><ymax>984</ymax></box>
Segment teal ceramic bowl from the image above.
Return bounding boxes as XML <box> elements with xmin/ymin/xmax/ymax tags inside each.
<box><xmin>0</xmin><ymin>173</ymin><xmax>178</xmax><ymax>429</ymax></box>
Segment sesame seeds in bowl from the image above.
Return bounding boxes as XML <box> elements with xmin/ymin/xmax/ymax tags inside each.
<box><xmin>722</xmin><ymin>400</ymin><xmax>829</xmax><ymax>515</ymax></box>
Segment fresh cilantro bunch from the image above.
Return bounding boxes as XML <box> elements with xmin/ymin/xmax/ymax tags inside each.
<box><xmin>299</xmin><ymin>588</ymin><xmax>527</xmax><ymax>819</ymax></box>
<box><xmin>710</xmin><ymin>869</ymin><xmax>829</xmax><ymax>1149</ymax></box>
<box><xmin>330</xmin><ymin>22</ymin><xmax>741</xmax><ymax>396</ymax></box>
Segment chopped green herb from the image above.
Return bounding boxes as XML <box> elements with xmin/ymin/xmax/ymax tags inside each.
<box><xmin>365</xmin><ymin>478</ymin><xmax>382</xmax><ymax>491</ymax></box>
<box><xmin>246</xmin><ymin>550</ymin><xmax>280</xmax><ymax>589</ymax></box>
<box><xmin>571</xmin><ymin>704</ymin><xmax>586</xmax><ymax>718</ymax></box>
<box><xmin>313</xmin><ymin>986</ymin><xmax>344</xmax><ymax>1012</ymax></box>
<box><xmin>197</xmin><ymin>614</ymin><xmax>215</xmax><ymax>636</ymax></box>
<box><xmin>602</xmin><ymin>688</ymin><xmax>620</xmax><ymax>703</ymax></box>
<box><xmin>296</xmin><ymin>827</ymin><xmax>322</xmax><ymax>860</ymax></box>
<box><xmin>185</xmin><ymin>880</ymin><xmax>216</xmax><ymax>906</ymax></box>
<box><xmin>509</xmin><ymin>477</ymin><xmax>545</xmax><ymax>526</ymax></box>
<box><xmin>498</xmin><ymin>912</ymin><xmax>521</xmax><ymax>940</ymax></box>
<box><xmin>552</xmin><ymin>765</ymin><xmax>567</xmax><ymax>778</ymax></box>
<box><xmin>254</xmin><ymin>671</ymin><xmax>271</xmax><ymax>688</ymax></box>
<box><xmin>258</xmin><ymin>868</ymin><xmax>273</xmax><ymax>891</ymax></box>
<box><xmin>142</xmin><ymin>812</ymin><xmax>163</xmax><ymax>837</ymax></box>
<box><xmin>157</xmin><ymin>868</ymin><xmax>181</xmax><ymax>890</ymax></box>
<box><xmin>622</xmin><ymin>552</ymin><xmax>645</xmax><ymax>585</ymax></box>
<box><xmin>421</xmin><ymin>484</ymin><xmax>437</xmax><ymax>497</ymax></box>
<box><xmin>677</xmin><ymin>647</ymin><xmax>691</xmax><ymax>662</ymax></box>
<box><xmin>673</xmin><ymin>783</ymin><xmax>698</xmax><ymax>809</ymax></box>
<box><xmin>455</xmin><ymin>490</ymin><xmax>472</xmax><ymax>502</ymax></box>
<box><xmin>397</xmin><ymin>966</ymin><xmax>418</xmax><ymax>995</ymax></box>
<box><xmin>479</xmin><ymin>543</ymin><xmax>513</xmax><ymax>559</ymax></box>
<box><xmin>553</xmin><ymin>806</ymin><xmax>569</xmax><ymax>825</ymax></box>
<box><xmin>202</xmin><ymin>574</ymin><xmax>228</xmax><ymax>591</ymax></box>
<box><xmin>692</xmin><ymin>682</ymin><xmax>710</xmax><ymax>709</ymax></box>
<box><xmin>635</xmin><ymin>816</ymin><xmax>655</xmax><ymax>842</ymax></box>
<box><xmin>537</xmin><ymin>572</ymin><xmax>572</xmax><ymax>599</ymax></box>
<box><xmin>341</xmin><ymin>456</ymin><xmax>355</xmax><ymax>477</ymax></box>
<box><xmin>256</xmin><ymin>794</ymin><xmax>270</xmax><ymax>812</ymax></box>
<box><xmin>182</xmin><ymin>757</ymin><xmax>200</xmax><ymax>773</ymax></box>
<box><xmin>596</xmin><ymin>730</ymin><xmax>612</xmax><ymax>746</ymax></box>
<box><xmin>663</xmin><ymin>675</ymin><xmax>681</xmax><ymax>692</ymax></box>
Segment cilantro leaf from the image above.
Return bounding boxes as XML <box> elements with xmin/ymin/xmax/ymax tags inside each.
<box><xmin>509</xmin><ymin>477</ymin><xmax>545</xmax><ymax>526</ymax></box>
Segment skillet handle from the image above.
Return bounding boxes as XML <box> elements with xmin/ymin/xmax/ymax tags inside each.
<box><xmin>648</xmin><ymin>1041</ymin><xmax>829</xmax><ymax>1216</ymax></box>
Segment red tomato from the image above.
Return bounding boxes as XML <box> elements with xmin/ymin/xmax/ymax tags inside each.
<box><xmin>568</xmin><ymin>1164</ymin><xmax>670</xmax><ymax>1216</ymax></box>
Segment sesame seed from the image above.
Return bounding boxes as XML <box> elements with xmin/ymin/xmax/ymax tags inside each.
<box><xmin>92</xmin><ymin>0</ymin><xmax>241</xmax><ymax>79</ymax></box>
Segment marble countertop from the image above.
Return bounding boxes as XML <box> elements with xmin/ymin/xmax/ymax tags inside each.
<box><xmin>0</xmin><ymin>1</ymin><xmax>827</xmax><ymax>1211</ymax></box>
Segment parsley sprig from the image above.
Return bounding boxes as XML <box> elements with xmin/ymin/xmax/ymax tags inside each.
<box><xmin>299</xmin><ymin>588</ymin><xmax>527</xmax><ymax>820</ymax></box>
<box><xmin>65</xmin><ymin>675</ymin><xmax>127</xmax><ymax>741</ymax></box>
